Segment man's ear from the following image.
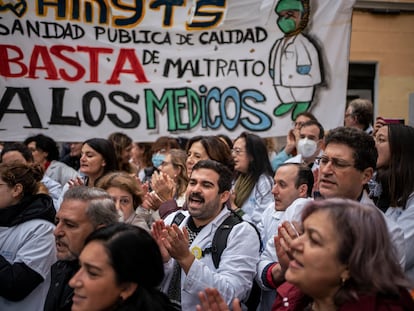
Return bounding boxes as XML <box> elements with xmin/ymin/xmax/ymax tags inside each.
<box><xmin>317</xmin><ymin>139</ymin><xmax>324</xmax><ymax>150</ymax></box>
<box><xmin>120</xmin><ymin>282</ymin><xmax>138</xmax><ymax>301</ymax></box>
<box><xmin>220</xmin><ymin>190</ymin><xmax>231</xmax><ymax>204</ymax></box>
<box><xmin>361</xmin><ymin>167</ymin><xmax>374</xmax><ymax>185</ymax></box>
<box><xmin>298</xmin><ymin>184</ymin><xmax>308</xmax><ymax>197</ymax></box>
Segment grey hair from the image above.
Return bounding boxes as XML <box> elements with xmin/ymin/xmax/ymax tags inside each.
<box><xmin>62</xmin><ymin>186</ymin><xmax>118</xmax><ymax>227</ymax></box>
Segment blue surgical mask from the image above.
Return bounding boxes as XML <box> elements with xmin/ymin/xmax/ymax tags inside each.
<box><xmin>152</xmin><ymin>153</ymin><xmax>166</xmax><ymax>168</ymax></box>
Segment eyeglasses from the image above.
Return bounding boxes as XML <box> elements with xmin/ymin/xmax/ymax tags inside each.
<box><xmin>231</xmin><ymin>148</ymin><xmax>245</xmax><ymax>156</ymax></box>
<box><xmin>315</xmin><ymin>156</ymin><xmax>354</xmax><ymax>170</ymax></box>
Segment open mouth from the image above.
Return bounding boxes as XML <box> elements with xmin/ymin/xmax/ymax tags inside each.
<box><xmin>55</xmin><ymin>240</ymin><xmax>67</xmax><ymax>251</ymax></box>
<box><xmin>189</xmin><ymin>193</ymin><xmax>204</xmax><ymax>205</ymax></box>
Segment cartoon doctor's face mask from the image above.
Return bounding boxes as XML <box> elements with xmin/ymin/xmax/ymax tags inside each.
<box><xmin>277</xmin><ymin>16</ymin><xmax>297</xmax><ymax>34</ymax></box>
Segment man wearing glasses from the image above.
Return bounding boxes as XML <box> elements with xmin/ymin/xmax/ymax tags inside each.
<box><xmin>259</xmin><ymin>127</ymin><xmax>405</xmax><ymax>309</ymax></box>
<box><xmin>313</xmin><ymin>127</ymin><xmax>404</xmax><ymax>264</ymax></box>
<box><xmin>317</xmin><ymin>126</ymin><xmax>375</xmax><ymax>202</ymax></box>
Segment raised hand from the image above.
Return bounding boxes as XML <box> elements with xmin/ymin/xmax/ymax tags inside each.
<box><xmin>151</xmin><ymin>220</ymin><xmax>171</xmax><ymax>263</ymax></box>
<box><xmin>196</xmin><ymin>288</ymin><xmax>241</xmax><ymax>311</ymax></box>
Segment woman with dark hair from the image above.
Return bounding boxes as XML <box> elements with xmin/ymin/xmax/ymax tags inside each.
<box><xmin>78</xmin><ymin>138</ymin><xmax>119</xmax><ymax>187</ymax></box>
<box><xmin>69</xmin><ymin>223</ymin><xmax>178</xmax><ymax>311</ymax></box>
<box><xmin>0</xmin><ymin>163</ymin><xmax>56</xmax><ymax>310</ymax></box>
<box><xmin>108</xmin><ymin>132</ymin><xmax>138</xmax><ymax>175</ymax></box>
<box><xmin>231</xmin><ymin>132</ymin><xmax>274</xmax><ymax>226</ymax></box>
<box><xmin>374</xmin><ymin>123</ymin><xmax>414</xmax><ymax>283</ymax></box>
<box><xmin>57</xmin><ymin>138</ymin><xmax>119</xmax><ymax>208</ymax></box>
<box><xmin>186</xmin><ymin>135</ymin><xmax>234</xmax><ymax>177</ymax></box>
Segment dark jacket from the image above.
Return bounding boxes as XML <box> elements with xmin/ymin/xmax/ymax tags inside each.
<box><xmin>116</xmin><ymin>287</ymin><xmax>180</xmax><ymax>311</ymax></box>
<box><xmin>0</xmin><ymin>193</ymin><xmax>56</xmax><ymax>227</ymax></box>
<box><xmin>61</xmin><ymin>154</ymin><xmax>80</xmax><ymax>171</ymax></box>
<box><xmin>43</xmin><ymin>260</ymin><xmax>79</xmax><ymax>311</ymax></box>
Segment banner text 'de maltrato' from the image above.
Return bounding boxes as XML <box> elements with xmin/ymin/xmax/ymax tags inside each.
<box><xmin>0</xmin><ymin>0</ymin><xmax>355</xmax><ymax>141</ymax></box>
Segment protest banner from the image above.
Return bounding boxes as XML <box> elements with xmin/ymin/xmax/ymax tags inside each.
<box><xmin>0</xmin><ymin>0</ymin><xmax>355</xmax><ymax>141</ymax></box>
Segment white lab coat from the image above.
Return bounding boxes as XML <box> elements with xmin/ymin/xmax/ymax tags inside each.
<box><xmin>0</xmin><ymin>220</ymin><xmax>56</xmax><ymax>311</ymax></box>
<box><xmin>236</xmin><ymin>174</ymin><xmax>274</xmax><ymax>227</ymax></box>
<box><xmin>269</xmin><ymin>33</ymin><xmax>322</xmax><ymax>103</ymax></box>
<box><xmin>385</xmin><ymin>193</ymin><xmax>414</xmax><ymax>284</ymax></box>
<box><xmin>162</xmin><ymin>208</ymin><xmax>261</xmax><ymax>310</ymax></box>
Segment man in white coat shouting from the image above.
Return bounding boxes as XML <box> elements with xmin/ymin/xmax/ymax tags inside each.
<box><xmin>152</xmin><ymin>159</ymin><xmax>261</xmax><ymax>310</ymax></box>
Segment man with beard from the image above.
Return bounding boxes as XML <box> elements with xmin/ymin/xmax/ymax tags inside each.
<box><xmin>44</xmin><ymin>186</ymin><xmax>118</xmax><ymax>311</ymax></box>
<box><xmin>152</xmin><ymin>160</ymin><xmax>261</xmax><ymax>310</ymax></box>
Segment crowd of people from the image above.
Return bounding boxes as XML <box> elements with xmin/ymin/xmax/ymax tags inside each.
<box><xmin>0</xmin><ymin>98</ymin><xmax>414</xmax><ymax>311</ymax></box>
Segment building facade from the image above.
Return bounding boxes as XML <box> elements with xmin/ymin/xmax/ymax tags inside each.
<box><xmin>349</xmin><ymin>0</ymin><xmax>414</xmax><ymax>125</ymax></box>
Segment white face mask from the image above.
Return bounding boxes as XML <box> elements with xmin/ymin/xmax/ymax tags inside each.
<box><xmin>297</xmin><ymin>138</ymin><xmax>318</xmax><ymax>158</ymax></box>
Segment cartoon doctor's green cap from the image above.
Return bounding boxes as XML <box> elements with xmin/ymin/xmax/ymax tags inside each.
<box><xmin>275</xmin><ymin>0</ymin><xmax>304</xmax><ymax>13</ymax></box>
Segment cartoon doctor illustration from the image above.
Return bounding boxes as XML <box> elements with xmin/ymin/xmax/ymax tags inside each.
<box><xmin>269</xmin><ymin>0</ymin><xmax>322</xmax><ymax>120</ymax></box>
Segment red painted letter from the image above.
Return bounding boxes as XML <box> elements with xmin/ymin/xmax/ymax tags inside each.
<box><xmin>106</xmin><ymin>48</ymin><xmax>149</xmax><ymax>84</ymax></box>
<box><xmin>0</xmin><ymin>45</ymin><xmax>27</xmax><ymax>77</ymax></box>
<box><xmin>28</xmin><ymin>45</ymin><xmax>58</xmax><ymax>80</ymax></box>
<box><xmin>78</xmin><ymin>46</ymin><xmax>113</xmax><ymax>83</ymax></box>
